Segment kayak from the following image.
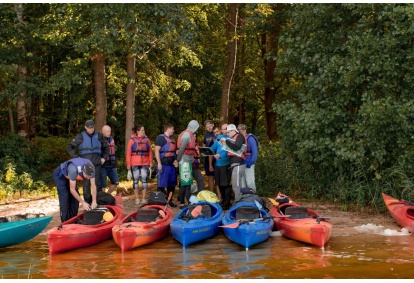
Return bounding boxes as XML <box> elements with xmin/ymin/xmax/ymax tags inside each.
<box><xmin>46</xmin><ymin>194</ymin><xmax>124</xmax><ymax>255</ymax></box>
<box><xmin>112</xmin><ymin>204</ymin><xmax>173</xmax><ymax>252</ymax></box>
<box><xmin>269</xmin><ymin>194</ymin><xmax>332</xmax><ymax>249</ymax></box>
<box><xmin>220</xmin><ymin>201</ymin><xmax>274</xmax><ymax>250</ymax></box>
<box><xmin>382</xmin><ymin>192</ymin><xmax>414</xmax><ymax>233</ymax></box>
<box><xmin>170</xmin><ymin>201</ymin><xmax>223</xmax><ymax>248</ymax></box>
<box><xmin>0</xmin><ymin>213</ymin><xmax>53</xmax><ymax>248</ymax></box>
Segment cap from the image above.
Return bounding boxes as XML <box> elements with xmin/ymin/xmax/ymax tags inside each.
<box><xmin>85</xmin><ymin>120</ymin><xmax>95</xmax><ymax>128</ymax></box>
<box><xmin>226</xmin><ymin>124</ymin><xmax>239</xmax><ymax>133</ymax></box>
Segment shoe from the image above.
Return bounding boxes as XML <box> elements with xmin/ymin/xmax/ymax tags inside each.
<box><xmin>169</xmin><ymin>201</ymin><xmax>177</xmax><ymax>208</ymax></box>
<box><xmin>141</xmin><ymin>199</ymin><xmax>148</xmax><ymax>204</ymax></box>
<box><xmin>135</xmin><ymin>199</ymin><xmax>140</xmax><ymax>204</ymax></box>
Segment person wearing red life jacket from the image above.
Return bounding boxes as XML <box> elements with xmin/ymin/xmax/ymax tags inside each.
<box><xmin>101</xmin><ymin>125</ymin><xmax>119</xmax><ymax>195</ymax></box>
<box><xmin>154</xmin><ymin>123</ymin><xmax>178</xmax><ymax>207</ymax></box>
<box><xmin>192</xmin><ymin>133</ymin><xmax>205</xmax><ymax>193</ymax></box>
<box><xmin>219</xmin><ymin>124</ymin><xmax>246</xmax><ymax>202</ymax></box>
<box><xmin>126</xmin><ymin>125</ymin><xmax>153</xmax><ymax>205</ymax></box>
<box><xmin>176</xmin><ymin>120</ymin><xmax>200</xmax><ymax>209</ymax></box>
<box><xmin>53</xmin><ymin>157</ymin><xmax>97</xmax><ymax>222</ymax></box>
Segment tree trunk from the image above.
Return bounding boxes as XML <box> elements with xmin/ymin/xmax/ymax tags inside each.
<box><xmin>125</xmin><ymin>54</ymin><xmax>136</xmax><ymax>151</ymax></box>
<box><xmin>93</xmin><ymin>52</ymin><xmax>107</xmax><ymax>131</ymax></box>
<box><xmin>220</xmin><ymin>3</ymin><xmax>238</xmax><ymax>124</ymax></box>
<box><xmin>261</xmin><ymin>22</ymin><xmax>280</xmax><ymax>140</ymax></box>
<box><xmin>8</xmin><ymin>99</ymin><xmax>15</xmax><ymax>134</ymax></box>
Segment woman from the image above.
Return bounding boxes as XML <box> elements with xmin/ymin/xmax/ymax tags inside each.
<box><xmin>126</xmin><ymin>125</ymin><xmax>153</xmax><ymax>204</ymax></box>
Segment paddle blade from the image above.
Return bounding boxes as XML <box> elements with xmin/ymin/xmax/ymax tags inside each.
<box><xmin>167</xmin><ymin>191</ymin><xmax>173</xmax><ymax>202</ymax></box>
<box><xmin>159</xmin><ymin>210</ymin><xmax>166</xmax><ymax>219</ymax></box>
<box><xmin>190</xmin><ymin>205</ymin><xmax>203</xmax><ymax>218</ymax></box>
<box><xmin>268</xmin><ymin>198</ymin><xmax>279</xmax><ymax>207</ymax></box>
<box><xmin>219</xmin><ymin>221</ymin><xmax>240</xmax><ymax>229</ymax></box>
<box><xmin>254</xmin><ymin>200</ymin><xmax>263</xmax><ymax>210</ymax></box>
<box><xmin>103</xmin><ymin>211</ymin><xmax>114</xmax><ymax>222</ymax></box>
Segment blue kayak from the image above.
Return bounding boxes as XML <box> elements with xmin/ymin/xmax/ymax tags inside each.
<box><xmin>170</xmin><ymin>202</ymin><xmax>223</xmax><ymax>248</ymax></box>
<box><xmin>221</xmin><ymin>201</ymin><xmax>274</xmax><ymax>250</ymax></box>
<box><xmin>0</xmin><ymin>214</ymin><xmax>53</xmax><ymax>248</ymax></box>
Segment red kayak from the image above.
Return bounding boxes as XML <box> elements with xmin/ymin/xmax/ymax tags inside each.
<box><xmin>112</xmin><ymin>204</ymin><xmax>173</xmax><ymax>252</ymax></box>
<box><xmin>47</xmin><ymin>194</ymin><xmax>124</xmax><ymax>255</ymax></box>
<box><xmin>382</xmin><ymin>192</ymin><xmax>414</xmax><ymax>233</ymax></box>
<box><xmin>269</xmin><ymin>193</ymin><xmax>332</xmax><ymax>249</ymax></box>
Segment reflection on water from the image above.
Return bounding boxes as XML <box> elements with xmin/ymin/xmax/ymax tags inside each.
<box><xmin>1</xmin><ymin>230</ymin><xmax>414</xmax><ymax>279</ymax></box>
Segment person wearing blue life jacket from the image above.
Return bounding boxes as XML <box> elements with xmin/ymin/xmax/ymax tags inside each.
<box><xmin>67</xmin><ymin>119</ymin><xmax>109</xmax><ymax>204</ymax></box>
<box><xmin>237</xmin><ymin>124</ymin><xmax>259</xmax><ymax>191</ymax></box>
<box><xmin>53</xmin><ymin>157</ymin><xmax>98</xmax><ymax>222</ymax></box>
<box><xmin>101</xmin><ymin>125</ymin><xmax>119</xmax><ymax>195</ymax></box>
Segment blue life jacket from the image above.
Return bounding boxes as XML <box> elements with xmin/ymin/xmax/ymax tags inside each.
<box><xmin>130</xmin><ymin>136</ymin><xmax>150</xmax><ymax>156</ymax></box>
<box><xmin>79</xmin><ymin>131</ymin><xmax>101</xmax><ymax>156</ymax></box>
<box><xmin>159</xmin><ymin>134</ymin><xmax>177</xmax><ymax>159</ymax></box>
<box><xmin>245</xmin><ymin>134</ymin><xmax>259</xmax><ymax>156</ymax></box>
<box><xmin>60</xmin><ymin>157</ymin><xmax>92</xmax><ymax>180</ymax></box>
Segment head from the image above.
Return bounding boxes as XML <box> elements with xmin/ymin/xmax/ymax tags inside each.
<box><xmin>133</xmin><ymin>125</ymin><xmax>145</xmax><ymax>136</ymax></box>
<box><xmin>82</xmin><ymin>163</ymin><xmax>95</xmax><ymax>179</ymax></box>
<box><xmin>204</xmin><ymin>120</ymin><xmax>214</xmax><ymax>133</ymax></box>
<box><xmin>164</xmin><ymin>123</ymin><xmax>174</xmax><ymax>136</ymax></box>
<box><xmin>237</xmin><ymin>124</ymin><xmax>247</xmax><ymax>135</ymax></box>
<box><xmin>213</xmin><ymin>126</ymin><xmax>220</xmax><ymax>137</ymax></box>
<box><xmin>187</xmin><ymin>120</ymin><xmax>199</xmax><ymax>133</ymax></box>
<box><xmin>102</xmin><ymin>125</ymin><xmax>111</xmax><ymax>138</ymax></box>
<box><xmin>226</xmin><ymin>124</ymin><xmax>239</xmax><ymax>137</ymax></box>
<box><xmin>84</xmin><ymin>120</ymin><xmax>95</xmax><ymax>134</ymax></box>
<box><xmin>220</xmin><ymin>123</ymin><xmax>228</xmax><ymax>136</ymax></box>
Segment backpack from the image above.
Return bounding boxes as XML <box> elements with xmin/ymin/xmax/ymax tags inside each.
<box><xmin>196</xmin><ymin>190</ymin><xmax>220</xmax><ymax>203</ymax></box>
<box><xmin>97</xmin><ymin>190</ymin><xmax>116</xmax><ymax>205</ymax></box>
<box><xmin>148</xmin><ymin>191</ymin><xmax>167</xmax><ymax>205</ymax></box>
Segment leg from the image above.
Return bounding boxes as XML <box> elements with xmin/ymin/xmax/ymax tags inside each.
<box><xmin>101</xmin><ymin>167</ymin><xmax>108</xmax><ymax>192</ymax></box>
<box><xmin>132</xmin><ymin>166</ymin><xmax>141</xmax><ymax>203</ymax></box>
<box><xmin>94</xmin><ymin>163</ymin><xmax>103</xmax><ymax>191</ymax></box>
<box><xmin>141</xmin><ymin>166</ymin><xmax>149</xmax><ymax>203</ymax></box>
<box><xmin>106</xmin><ymin>167</ymin><xmax>119</xmax><ymax>194</ymax></box>
<box><xmin>54</xmin><ymin>167</ymin><xmax>76</xmax><ymax>222</ymax></box>
<box><xmin>192</xmin><ymin>169</ymin><xmax>204</xmax><ymax>192</ymax></box>
<box><xmin>245</xmin><ymin>165</ymin><xmax>256</xmax><ymax>190</ymax></box>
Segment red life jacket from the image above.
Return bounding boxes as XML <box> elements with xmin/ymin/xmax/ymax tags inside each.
<box><xmin>177</xmin><ymin>130</ymin><xmax>196</xmax><ymax>156</ymax></box>
<box><xmin>243</xmin><ymin>133</ymin><xmax>259</xmax><ymax>156</ymax></box>
<box><xmin>103</xmin><ymin>137</ymin><xmax>116</xmax><ymax>161</ymax></box>
<box><xmin>227</xmin><ymin>133</ymin><xmax>247</xmax><ymax>159</ymax></box>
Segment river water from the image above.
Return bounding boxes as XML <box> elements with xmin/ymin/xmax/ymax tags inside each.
<box><xmin>1</xmin><ymin>226</ymin><xmax>414</xmax><ymax>279</ymax></box>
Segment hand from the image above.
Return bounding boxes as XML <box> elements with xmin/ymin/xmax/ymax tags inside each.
<box><xmin>91</xmin><ymin>201</ymin><xmax>97</xmax><ymax>209</ymax></box>
<box><xmin>82</xmin><ymin>201</ymin><xmax>91</xmax><ymax>211</ymax></box>
<box><xmin>157</xmin><ymin>164</ymin><xmax>162</xmax><ymax>172</ymax></box>
<box><xmin>101</xmin><ymin>158</ymin><xmax>105</xmax><ymax>165</ymax></box>
<box><xmin>127</xmin><ymin>170</ymin><xmax>132</xmax><ymax>181</ymax></box>
<box><xmin>246</xmin><ymin>163</ymin><xmax>251</xmax><ymax>169</ymax></box>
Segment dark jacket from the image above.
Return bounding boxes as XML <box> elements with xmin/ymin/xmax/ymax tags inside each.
<box><xmin>67</xmin><ymin>131</ymin><xmax>109</xmax><ymax>166</ymax></box>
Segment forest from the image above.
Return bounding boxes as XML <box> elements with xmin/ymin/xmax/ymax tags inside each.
<box><xmin>1</xmin><ymin>3</ymin><xmax>414</xmax><ymax>211</ymax></box>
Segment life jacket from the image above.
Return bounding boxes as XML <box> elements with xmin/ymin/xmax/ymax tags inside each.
<box><xmin>159</xmin><ymin>134</ymin><xmax>177</xmax><ymax>159</ymax></box>
<box><xmin>103</xmin><ymin>137</ymin><xmax>116</xmax><ymax>161</ymax></box>
<box><xmin>227</xmin><ymin>133</ymin><xmax>247</xmax><ymax>159</ymax></box>
<box><xmin>79</xmin><ymin>131</ymin><xmax>101</xmax><ymax>156</ymax></box>
<box><xmin>60</xmin><ymin>157</ymin><xmax>91</xmax><ymax>181</ymax></box>
<box><xmin>244</xmin><ymin>134</ymin><xmax>259</xmax><ymax>156</ymax></box>
<box><xmin>177</xmin><ymin>130</ymin><xmax>196</xmax><ymax>156</ymax></box>
<box><xmin>130</xmin><ymin>136</ymin><xmax>150</xmax><ymax>156</ymax></box>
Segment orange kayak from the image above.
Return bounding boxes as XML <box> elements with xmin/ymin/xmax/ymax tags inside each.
<box><xmin>112</xmin><ymin>205</ymin><xmax>173</xmax><ymax>252</ymax></box>
<box><xmin>269</xmin><ymin>194</ymin><xmax>331</xmax><ymax>249</ymax></box>
<box><xmin>47</xmin><ymin>194</ymin><xmax>124</xmax><ymax>255</ymax></box>
<box><xmin>382</xmin><ymin>192</ymin><xmax>414</xmax><ymax>233</ymax></box>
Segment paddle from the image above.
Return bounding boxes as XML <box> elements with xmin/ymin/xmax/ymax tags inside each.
<box><xmin>254</xmin><ymin>200</ymin><xmax>263</xmax><ymax>218</ymax></box>
<box><xmin>190</xmin><ymin>205</ymin><xmax>203</xmax><ymax>218</ymax></box>
<box><xmin>103</xmin><ymin>211</ymin><xmax>114</xmax><ymax>222</ymax></box>
<box><xmin>219</xmin><ymin>216</ymin><xmax>276</xmax><ymax>229</ymax></box>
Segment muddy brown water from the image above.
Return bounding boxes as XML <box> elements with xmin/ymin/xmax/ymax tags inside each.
<box><xmin>1</xmin><ymin>228</ymin><xmax>414</xmax><ymax>279</ymax></box>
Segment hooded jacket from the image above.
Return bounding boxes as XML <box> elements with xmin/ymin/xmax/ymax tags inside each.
<box><xmin>177</xmin><ymin>120</ymin><xmax>199</xmax><ymax>163</ymax></box>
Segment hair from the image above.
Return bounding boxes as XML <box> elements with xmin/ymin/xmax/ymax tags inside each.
<box><xmin>164</xmin><ymin>123</ymin><xmax>174</xmax><ymax>132</ymax></box>
<box><xmin>132</xmin><ymin>125</ymin><xmax>144</xmax><ymax>133</ymax></box>
<box><xmin>204</xmin><ymin>120</ymin><xmax>213</xmax><ymax>126</ymax></box>
<box><xmin>83</xmin><ymin>163</ymin><xmax>95</xmax><ymax>177</ymax></box>
<box><xmin>237</xmin><ymin>124</ymin><xmax>247</xmax><ymax>131</ymax></box>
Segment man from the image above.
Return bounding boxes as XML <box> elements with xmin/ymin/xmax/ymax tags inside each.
<box><xmin>177</xmin><ymin>120</ymin><xmax>200</xmax><ymax>209</ymax></box>
<box><xmin>154</xmin><ymin>123</ymin><xmax>178</xmax><ymax>207</ymax></box>
<box><xmin>192</xmin><ymin>133</ymin><xmax>205</xmax><ymax>193</ymax></box>
<box><xmin>67</xmin><ymin>119</ymin><xmax>109</xmax><ymax>203</ymax></box>
<box><xmin>53</xmin><ymin>157</ymin><xmax>98</xmax><ymax>222</ymax></box>
<box><xmin>203</xmin><ymin>120</ymin><xmax>216</xmax><ymax>192</ymax></box>
<box><xmin>101</xmin><ymin>125</ymin><xmax>119</xmax><ymax>195</ymax></box>
<box><xmin>237</xmin><ymin>124</ymin><xmax>259</xmax><ymax>190</ymax></box>
<box><xmin>219</xmin><ymin>124</ymin><xmax>246</xmax><ymax>202</ymax></box>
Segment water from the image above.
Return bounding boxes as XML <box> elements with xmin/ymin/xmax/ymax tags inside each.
<box><xmin>1</xmin><ymin>227</ymin><xmax>414</xmax><ymax>279</ymax></box>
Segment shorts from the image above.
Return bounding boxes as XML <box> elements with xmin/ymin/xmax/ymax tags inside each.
<box><xmin>204</xmin><ymin>158</ymin><xmax>216</xmax><ymax>176</ymax></box>
<box><xmin>101</xmin><ymin>167</ymin><xmax>119</xmax><ymax>187</ymax></box>
<box><xmin>214</xmin><ymin>164</ymin><xmax>231</xmax><ymax>187</ymax></box>
<box><xmin>157</xmin><ymin>164</ymin><xmax>177</xmax><ymax>188</ymax></box>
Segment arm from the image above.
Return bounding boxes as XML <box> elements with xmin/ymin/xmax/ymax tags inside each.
<box><xmin>126</xmin><ymin>139</ymin><xmax>133</xmax><ymax>170</ymax></box>
<box><xmin>148</xmin><ymin>139</ymin><xmax>153</xmax><ymax>166</ymax></box>
<box><xmin>155</xmin><ymin>145</ymin><xmax>162</xmax><ymax>171</ymax></box>
<box><xmin>225</xmin><ymin>134</ymin><xmax>244</xmax><ymax>151</ymax></box>
<box><xmin>67</xmin><ymin>133</ymin><xmax>83</xmax><ymax>158</ymax></box>
<box><xmin>69</xmin><ymin>179</ymin><xmax>92</xmax><ymax>211</ymax></box>
<box><xmin>89</xmin><ymin>177</ymin><xmax>98</xmax><ymax>209</ymax></box>
<box><xmin>249</xmin><ymin>137</ymin><xmax>258</xmax><ymax>164</ymax></box>
<box><xmin>100</xmin><ymin>133</ymin><xmax>109</xmax><ymax>165</ymax></box>
<box><xmin>176</xmin><ymin>133</ymin><xmax>190</xmax><ymax>162</ymax></box>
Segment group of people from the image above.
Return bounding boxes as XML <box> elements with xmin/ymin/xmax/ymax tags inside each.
<box><xmin>54</xmin><ymin>118</ymin><xmax>259</xmax><ymax>222</ymax></box>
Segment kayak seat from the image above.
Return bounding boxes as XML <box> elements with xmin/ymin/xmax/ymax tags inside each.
<box><xmin>136</xmin><ymin>208</ymin><xmax>160</xmax><ymax>222</ymax></box>
<box><xmin>189</xmin><ymin>205</ymin><xmax>212</xmax><ymax>218</ymax></box>
<box><xmin>84</xmin><ymin>207</ymin><xmax>109</xmax><ymax>225</ymax></box>
<box><xmin>285</xmin><ymin>206</ymin><xmax>308</xmax><ymax>219</ymax></box>
<box><xmin>235</xmin><ymin>207</ymin><xmax>260</xmax><ymax>220</ymax></box>
<box><xmin>0</xmin><ymin>217</ymin><xmax>8</xmax><ymax>223</ymax></box>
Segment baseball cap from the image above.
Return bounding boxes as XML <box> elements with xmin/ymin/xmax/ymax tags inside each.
<box><xmin>226</xmin><ymin>124</ymin><xmax>239</xmax><ymax>133</ymax></box>
<box><xmin>85</xmin><ymin>120</ymin><xmax>95</xmax><ymax>128</ymax></box>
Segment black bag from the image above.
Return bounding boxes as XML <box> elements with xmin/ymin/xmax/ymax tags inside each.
<box><xmin>148</xmin><ymin>191</ymin><xmax>167</xmax><ymax>205</ymax></box>
<box><xmin>235</xmin><ymin>206</ymin><xmax>260</xmax><ymax>220</ymax></box>
<box><xmin>84</xmin><ymin>207</ymin><xmax>109</xmax><ymax>225</ymax></box>
<box><xmin>97</xmin><ymin>190</ymin><xmax>115</xmax><ymax>205</ymax></box>
<box><xmin>136</xmin><ymin>208</ymin><xmax>160</xmax><ymax>222</ymax></box>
